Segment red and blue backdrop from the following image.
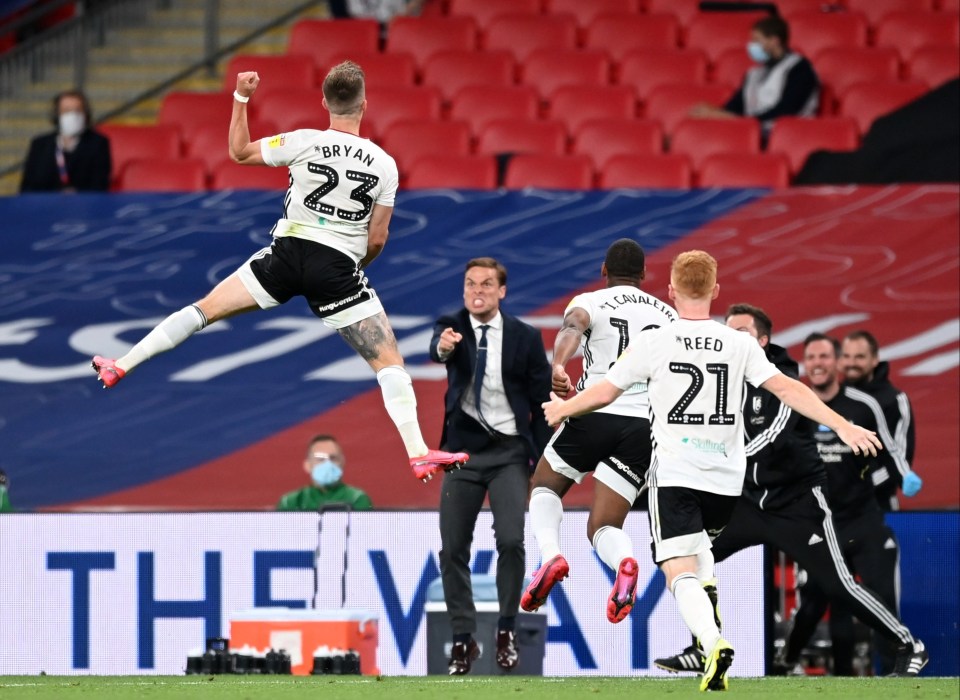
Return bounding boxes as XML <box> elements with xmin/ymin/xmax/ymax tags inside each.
<box><xmin>1</xmin><ymin>185</ymin><xmax>957</xmax><ymax>511</ymax></box>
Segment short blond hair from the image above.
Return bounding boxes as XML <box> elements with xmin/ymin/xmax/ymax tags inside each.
<box><xmin>322</xmin><ymin>60</ymin><xmax>365</xmax><ymax>116</ymax></box>
<box><xmin>671</xmin><ymin>250</ymin><xmax>717</xmax><ymax>299</ymax></box>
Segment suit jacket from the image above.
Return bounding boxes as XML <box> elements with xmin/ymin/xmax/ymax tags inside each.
<box><xmin>20</xmin><ymin>129</ymin><xmax>112</xmax><ymax>192</ymax></box>
<box><xmin>429</xmin><ymin>308</ymin><xmax>552</xmax><ymax>464</ymax></box>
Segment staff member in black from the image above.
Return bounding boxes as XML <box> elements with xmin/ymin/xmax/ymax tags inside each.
<box><xmin>841</xmin><ymin>330</ymin><xmax>920</xmax><ymax>511</ymax></box>
<box><xmin>654</xmin><ymin>308</ymin><xmax>927</xmax><ymax>678</ymax></box>
<box><xmin>429</xmin><ymin>257</ymin><xmax>552</xmax><ymax>675</ymax></box>
<box><xmin>785</xmin><ymin>332</ymin><xmax>908</xmax><ymax>675</ymax></box>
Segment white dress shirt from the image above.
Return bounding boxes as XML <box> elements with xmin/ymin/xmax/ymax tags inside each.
<box><xmin>460</xmin><ymin>312</ymin><xmax>518</xmax><ymax>436</ymax></box>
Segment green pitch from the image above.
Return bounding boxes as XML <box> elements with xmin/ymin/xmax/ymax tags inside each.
<box><xmin>0</xmin><ymin>676</ymin><xmax>957</xmax><ymax>699</ymax></box>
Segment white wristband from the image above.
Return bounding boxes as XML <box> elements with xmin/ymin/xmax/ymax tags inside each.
<box><xmin>233</xmin><ymin>90</ymin><xmax>250</xmax><ymax>103</ymax></box>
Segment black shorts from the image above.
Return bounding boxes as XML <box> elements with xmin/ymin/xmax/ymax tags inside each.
<box><xmin>238</xmin><ymin>237</ymin><xmax>383</xmax><ymax>328</ymax></box>
<box><xmin>648</xmin><ymin>485</ymin><xmax>739</xmax><ymax>563</ymax></box>
<box><xmin>542</xmin><ymin>412</ymin><xmax>651</xmax><ymax>502</ymax></box>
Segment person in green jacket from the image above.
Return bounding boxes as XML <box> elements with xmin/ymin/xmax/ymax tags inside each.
<box><xmin>0</xmin><ymin>469</ymin><xmax>13</xmax><ymax>513</ymax></box>
<box><xmin>277</xmin><ymin>434</ymin><xmax>372</xmax><ymax>512</ymax></box>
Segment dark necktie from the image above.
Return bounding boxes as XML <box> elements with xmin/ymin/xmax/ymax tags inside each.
<box><xmin>473</xmin><ymin>324</ymin><xmax>490</xmax><ymax>414</ymax></box>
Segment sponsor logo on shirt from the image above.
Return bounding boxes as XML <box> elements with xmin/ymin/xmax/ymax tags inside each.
<box><xmin>681</xmin><ymin>437</ymin><xmax>727</xmax><ymax>457</ymax></box>
<box><xmin>268</xmin><ymin>134</ymin><xmax>286</xmax><ymax>148</ymax></box>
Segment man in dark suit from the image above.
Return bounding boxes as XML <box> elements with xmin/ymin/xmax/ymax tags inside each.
<box><xmin>429</xmin><ymin>257</ymin><xmax>552</xmax><ymax>675</ymax></box>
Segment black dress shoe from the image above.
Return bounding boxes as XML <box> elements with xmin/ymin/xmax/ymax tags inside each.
<box><xmin>448</xmin><ymin>638</ymin><xmax>480</xmax><ymax>675</ymax></box>
<box><xmin>496</xmin><ymin>629</ymin><xmax>519</xmax><ymax>670</ymax></box>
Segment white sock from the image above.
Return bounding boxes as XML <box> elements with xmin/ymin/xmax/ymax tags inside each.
<box><xmin>591</xmin><ymin>525</ymin><xmax>633</xmax><ymax>572</ymax></box>
<box><xmin>672</xmin><ymin>572</ymin><xmax>721</xmax><ymax>653</ymax></box>
<box><xmin>117</xmin><ymin>305</ymin><xmax>207</xmax><ymax>372</ymax></box>
<box><xmin>376</xmin><ymin>365</ymin><xmax>429</xmax><ymax>458</ymax></box>
<box><xmin>696</xmin><ymin>549</ymin><xmax>715</xmax><ymax>584</ymax></box>
<box><xmin>530</xmin><ymin>487</ymin><xmax>563</xmax><ymax>560</ymax></box>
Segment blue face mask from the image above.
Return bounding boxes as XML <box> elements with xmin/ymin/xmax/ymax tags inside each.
<box><xmin>747</xmin><ymin>41</ymin><xmax>769</xmax><ymax>63</ymax></box>
<box><xmin>311</xmin><ymin>459</ymin><xmax>343</xmax><ymax>487</ymax></box>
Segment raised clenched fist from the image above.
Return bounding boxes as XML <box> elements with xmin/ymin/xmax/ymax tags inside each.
<box><xmin>236</xmin><ymin>72</ymin><xmax>260</xmax><ymax>98</ymax></box>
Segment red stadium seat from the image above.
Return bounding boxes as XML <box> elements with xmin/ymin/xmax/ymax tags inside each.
<box><xmin>504</xmin><ymin>154</ymin><xmax>594</xmax><ymax>189</ymax></box>
<box><xmin>940</xmin><ymin>0</ymin><xmax>960</xmax><ymax>11</ymax></box>
<box><xmin>98</xmin><ymin>124</ymin><xmax>181</xmax><ymax>184</ymax></box>
<box><xmin>583</xmin><ymin>14</ymin><xmax>681</xmax><ymax>60</ymax></box>
<box><xmin>116</xmin><ymin>158</ymin><xmax>207</xmax><ymax>192</ymax></box>
<box><xmin>787</xmin><ymin>11</ymin><xmax>869</xmax><ymax>57</ymax></box>
<box><xmin>571</xmin><ymin>118</ymin><xmax>664</xmax><ymax>170</ymax></box>
<box><xmin>385</xmin><ymin>16</ymin><xmax>479</xmax><ymax>68</ymax></box>
<box><xmin>546</xmin><ymin>85</ymin><xmax>637</xmax><ymax>133</ymax></box>
<box><xmin>159</xmin><ymin>91</ymin><xmax>234</xmax><ymax>132</ymax></box>
<box><xmin>768</xmin><ymin>0</ymin><xmax>830</xmax><ymax>14</ymax></box>
<box><xmin>449</xmin><ymin>85</ymin><xmax>540</xmax><ymax>136</ymax></box>
<box><xmin>710</xmin><ymin>48</ymin><xmax>753</xmax><ymax>89</ymax></box>
<box><xmin>766</xmin><ymin>116</ymin><xmax>860</xmax><ymax>173</ymax></box>
<box><xmin>669</xmin><ymin>118</ymin><xmax>761</xmax><ymax>171</ymax></box>
<box><xmin>252</xmin><ymin>89</ymin><xmax>326</xmax><ymax>133</ymax></box>
<box><xmin>814</xmin><ymin>47</ymin><xmax>902</xmax><ymax>98</ymax></box>
<box><xmin>406</xmin><ymin>155</ymin><xmax>498</xmax><ymax>189</ymax></box>
<box><xmin>447</xmin><ymin>0</ymin><xmax>541</xmax><ymax>29</ymax></box>
<box><xmin>363</xmin><ymin>86</ymin><xmax>443</xmax><ymax>138</ymax></box>
<box><xmin>908</xmin><ymin>45</ymin><xmax>960</xmax><ymax>86</ymax></box>
<box><xmin>182</xmin><ymin>123</ymin><xmax>231</xmax><ymax>170</ymax></box>
<box><xmin>522</xmin><ymin>49</ymin><xmax>611</xmax><ymax>97</ymax></box>
<box><xmin>322</xmin><ymin>51</ymin><xmax>417</xmax><ymax>88</ymax></box>
<box><xmin>209</xmin><ymin>160</ymin><xmax>290</xmax><ymax>190</ymax></box>
<box><xmin>545</xmin><ymin>0</ymin><xmax>641</xmax><ymax>28</ymax></box>
<box><xmin>875</xmin><ymin>12</ymin><xmax>960</xmax><ymax>60</ymax></box>
<box><xmin>839</xmin><ymin>81</ymin><xmax>930</xmax><ymax>133</ymax></box>
<box><xmin>684</xmin><ymin>12</ymin><xmax>767</xmax><ymax>62</ymax></box>
<box><xmin>421</xmin><ymin>50</ymin><xmax>516</xmax><ymax>103</ymax></box>
<box><xmin>844</xmin><ymin>0</ymin><xmax>936</xmax><ymax>27</ymax></box>
<box><xmin>697</xmin><ymin>153</ymin><xmax>790</xmax><ymax>188</ymax></box>
<box><xmin>287</xmin><ymin>19</ymin><xmax>381</xmax><ymax>69</ymax></box>
<box><xmin>477</xmin><ymin>119</ymin><xmax>568</xmax><ymax>156</ymax></box>
<box><xmin>222</xmin><ymin>54</ymin><xmax>314</xmax><ymax>94</ymax></box>
<box><xmin>598</xmin><ymin>153</ymin><xmax>693</xmax><ymax>188</ymax></box>
<box><xmin>645</xmin><ymin>0</ymin><xmax>700</xmax><ymax>26</ymax></box>
<box><xmin>484</xmin><ymin>13</ymin><xmax>578</xmax><ymax>62</ymax></box>
<box><xmin>380</xmin><ymin>120</ymin><xmax>472</xmax><ymax>173</ymax></box>
<box><xmin>618</xmin><ymin>49</ymin><xmax>708</xmax><ymax>99</ymax></box>
<box><xmin>644</xmin><ymin>83</ymin><xmax>734</xmax><ymax>134</ymax></box>
<box><xmin>180</xmin><ymin>119</ymin><xmax>279</xmax><ymax>171</ymax></box>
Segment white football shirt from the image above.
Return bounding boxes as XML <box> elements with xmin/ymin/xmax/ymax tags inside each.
<box><xmin>567</xmin><ymin>285</ymin><xmax>677</xmax><ymax>417</ymax></box>
<box><xmin>259</xmin><ymin>129</ymin><xmax>399</xmax><ymax>263</ymax></box>
<box><xmin>606</xmin><ymin>318</ymin><xmax>780</xmax><ymax>495</ymax></box>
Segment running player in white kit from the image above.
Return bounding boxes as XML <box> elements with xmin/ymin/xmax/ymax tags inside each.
<box><xmin>91</xmin><ymin>62</ymin><xmax>467</xmax><ymax>482</ymax></box>
<box><xmin>521</xmin><ymin>239</ymin><xmax>676</xmax><ymax>624</ymax></box>
<box><xmin>543</xmin><ymin>250</ymin><xmax>883</xmax><ymax>692</ymax></box>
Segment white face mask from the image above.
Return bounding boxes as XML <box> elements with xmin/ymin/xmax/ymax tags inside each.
<box><xmin>59</xmin><ymin>111</ymin><xmax>86</xmax><ymax>137</ymax></box>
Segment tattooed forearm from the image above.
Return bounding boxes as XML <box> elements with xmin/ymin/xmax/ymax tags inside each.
<box><xmin>338</xmin><ymin>312</ymin><xmax>398</xmax><ymax>362</ymax></box>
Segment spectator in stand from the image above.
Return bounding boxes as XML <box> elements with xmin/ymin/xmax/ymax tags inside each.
<box><xmin>328</xmin><ymin>0</ymin><xmax>424</xmax><ymax>23</ymax></box>
<box><xmin>689</xmin><ymin>16</ymin><xmax>820</xmax><ymax>139</ymax></box>
<box><xmin>277</xmin><ymin>434</ymin><xmax>372</xmax><ymax>511</ymax></box>
<box><xmin>20</xmin><ymin>89</ymin><xmax>111</xmax><ymax>192</ymax></box>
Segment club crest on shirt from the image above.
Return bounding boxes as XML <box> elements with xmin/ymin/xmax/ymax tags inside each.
<box><xmin>752</xmin><ymin>396</ymin><xmax>762</xmax><ymax>414</ymax></box>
